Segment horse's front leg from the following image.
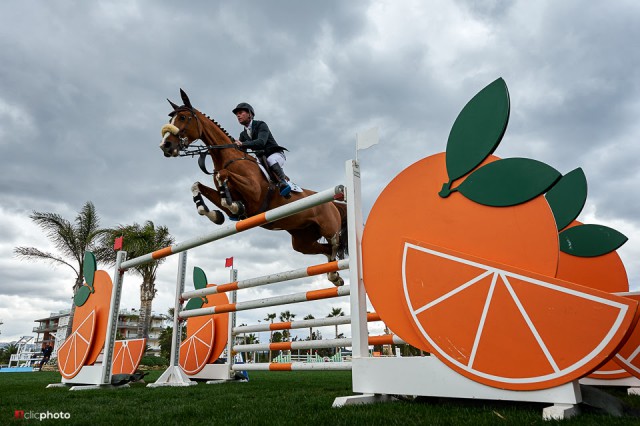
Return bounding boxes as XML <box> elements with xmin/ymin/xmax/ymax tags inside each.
<box><xmin>192</xmin><ymin>182</ymin><xmax>225</xmax><ymax>224</ymax></box>
<box><xmin>215</xmin><ymin>174</ymin><xmax>246</xmax><ymax>218</ymax></box>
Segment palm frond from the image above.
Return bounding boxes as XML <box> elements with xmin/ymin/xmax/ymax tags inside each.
<box><xmin>13</xmin><ymin>246</ymin><xmax>79</xmax><ymax>274</ymax></box>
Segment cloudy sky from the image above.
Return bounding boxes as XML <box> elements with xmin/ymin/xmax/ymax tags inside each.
<box><xmin>1</xmin><ymin>0</ymin><xmax>639</xmax><ymax>344</ymax></box>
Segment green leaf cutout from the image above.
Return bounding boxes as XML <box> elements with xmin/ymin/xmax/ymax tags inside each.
<box><xmin>185</xmin><ymin>297</ymin><xmax>204</xmax><ymax>311</ymax></box>
<box><xmin>455</xmin><ymin>158</ymin><xmax>561</xmax><ymax>207</ymax></box>
<box><xmin>193</xmin><ymin>267</ymin><xmax>208</xmax><ymax>290</ymax></box>
<box><xmin>74</xmin><ymin>285</ymin><xmax>91</xmax><ymax>307</ymax></box>
<box><xmin>445</xmin><ymin>77</ymin><xmax>510</xmax><ymax>184</ymax></box>
<box><xmin>83</xmin><ymin>251</ymin><xmax>97</xmax><ymax>289</ymax></box>
<box><xmin>545</xmin><ymin>168</ymin><xmax>587</xmax><ymax>231</ymax></box>
<box><xmin>559</xmin><ymin>224</ymin><xmax>628</xmax><ymax>257</ymax></box>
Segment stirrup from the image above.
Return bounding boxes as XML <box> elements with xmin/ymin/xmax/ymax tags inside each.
<box><xmin>279</xmin><ymin>182</ymin><xmax>291</xmax><ymax>198</ymax></box>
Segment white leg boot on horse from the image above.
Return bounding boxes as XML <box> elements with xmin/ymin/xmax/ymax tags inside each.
<box><xmin>191</xmin><ymin>182</ymin><xmax>224</xmax><ymax>225</ymax></box>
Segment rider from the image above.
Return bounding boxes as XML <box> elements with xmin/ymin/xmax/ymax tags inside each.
<box><xmin>232</xmin><ymin>103</ymin><xmax>291</xmax><ymax>197</ymax></box>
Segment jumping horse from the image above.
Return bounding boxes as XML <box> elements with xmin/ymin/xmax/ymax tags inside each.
<box><xmin>159</xmin><ymin>90</ymin><xmax>348</xmax><ymax>286</ymax></box>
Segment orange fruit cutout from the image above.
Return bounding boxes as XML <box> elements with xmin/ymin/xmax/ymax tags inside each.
<box><xmin>362</xmin><ymin>152</ymin><xmax>559</xmax><ymax>350</ymax></box>
<box><xmin>57</xmin><ymin>310</ymin><xmax>96</xmax><ymax>379</ymax></box>
<box><xmin>205</xmin><ymin>291</ymin><xmax>230</xmax><ymax>363</ymax></box>
<box><xmin>179</xmin><ymin>317</ymin><xmax>215</xmax><ymax>375</ymax></box>
<box><xmin>112</xmin><ymin>338</ymin><xmax>147</xmax><ymax>375</ymax></box>
<box><xmin>71</xmin><ymin>270</ymin><xmax>113</xmax><ymax>365</ymax></box>
<box><xmin>555</xmin><ymin>220</ymin><xmax>637</xmax><ymax>379</ymax></box>
<box><xmin>556</xmin><ymin>221</ymin><xmax>629</xmax><ymax>294</ymax></box>
<box><xmin>402</xmin><ymin>241</ymin><xmax>637</xmax><ymax>390</ymax></box>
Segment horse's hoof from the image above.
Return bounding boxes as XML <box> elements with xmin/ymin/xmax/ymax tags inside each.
<box><xmin>332</xmin><ymin>277</ymin><xmax>344</xmax><ymax>287</ymax></box>
<box><xmin>206</xmin><ymin>210</ymin><xmax>225</xmax><ymax>225</ymax></box>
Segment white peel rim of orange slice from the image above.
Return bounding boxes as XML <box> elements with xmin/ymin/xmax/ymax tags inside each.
<box><xmin>179</xmin><ymin>317</ymin><xmax>214</xmax><ymax>374</ymax></box>
<box><xmin>615</xmin><ymin>352</ymin><xmax>640</xmax><ymax>376</ymax></box>
<box><xmin>592</xmin><ymin>362</ymin><xmax>628</xmax><ymax>376</ymax></box>
<box><xmin>402</xmin><ymin>242</ymin><xmax>631</xmax><ymax>384</ymax></box>
<box><xmin>58</xmin><ymin>310</ymin><xmax>96</xmax><ymax>377</ymax></box>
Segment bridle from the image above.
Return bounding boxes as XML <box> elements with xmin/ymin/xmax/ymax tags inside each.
<box><xmin>166</xmin><ymin>106</ymin><xmax>258</xmax><ymax>175</ymax></box>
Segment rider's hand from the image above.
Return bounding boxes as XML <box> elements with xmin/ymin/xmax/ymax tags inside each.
<box><xmin>234</xmin><ymin>139</ymin><xmax>243</xmax><ymax>147</ymax></box>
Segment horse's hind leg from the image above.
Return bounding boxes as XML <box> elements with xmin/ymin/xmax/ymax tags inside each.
<box><xmin>192</xmin><ymin>182</ymin><xmax>225</xmax><ymax>225</ymax></box>
<box><xmin>327</xmin><ymin>234</ymin><xmax>344</xmax><ymax>286</ymax></box>
<box><xmin>290</xmin><ymin>230</ymin><xmax>344</xmax><ymax>287</ymax></box>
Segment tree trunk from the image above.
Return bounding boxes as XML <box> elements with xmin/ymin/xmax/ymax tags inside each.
<box><xmin>137</xmin><ymin>279</ymin><xmax>156</xmax><ymax>339</ymax></box>
<box><xmin>65</xmin><ymin>275</ymin><xmax>85</xmax><ymax>339</ymax></box>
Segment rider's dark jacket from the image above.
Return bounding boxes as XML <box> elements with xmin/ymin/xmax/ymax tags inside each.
<box><xmin>238</xmin><ymin>120</ymin><xmax>288</xmax><ymax>157</ymax></box>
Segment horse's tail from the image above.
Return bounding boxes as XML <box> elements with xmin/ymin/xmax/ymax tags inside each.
<box><xmin>334</xmin><ymin>201</ymin><xmax>349</xmax><ymax>260</ymax></box>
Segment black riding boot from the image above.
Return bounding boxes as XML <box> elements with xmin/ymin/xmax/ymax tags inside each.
<box><xmin>269</xmin><ymin>163</ymin><xmax>292</xmax><ymax>198</ymax></box>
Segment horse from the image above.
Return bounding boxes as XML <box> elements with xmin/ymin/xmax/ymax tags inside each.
<box><xmin>159</xmin><ymin>89</ymin><xmax>348</xmax><ymax>286</ymax></box>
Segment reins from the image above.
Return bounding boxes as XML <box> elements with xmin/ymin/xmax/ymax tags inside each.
<box><xmin>193</xmin><ymin>144</ymin><xmax>259</xmax><ymax>175</ymax></box>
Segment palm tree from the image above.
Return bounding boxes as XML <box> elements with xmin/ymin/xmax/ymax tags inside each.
<box><xmin>14</xmin><ymin>202</ymin><xmax>106</xmax><ymax>339</ymax></box>
<box><xmin>327</xmin><ymin>307</ymin><xmax>345</xmax><ymax>356</ymax></box>
<box><xmin>158</xmin><ymin>308</ymin><xmax>185</xmax><ymax>360</ymax></box>
<box><xmin>0</xmin><ymin>343</ymin><xmax>18</xmax><ymax>364</ymax></box>
<box><xmin>304</xmin><ymin>314</ymin><xmax>315</xmax><ymax>340</ymax></box>
<box><xmin>244</xmin><ymin>333</ymin><xmax>259</xmax><ymax>363</ymax></box>
<box><xmin>95</xmin><ymin>221</ymin><xmax>174</xmax><ymax>339</ymax></box>
<box><xmin>279</xmin><ymin>310</ymin><xmax>296</xmax><ymax>342</ymax></box>
<box><xmin>264</xmin><ymin>313</ymin><xmax>276</xmax><ymax>361</ymax></box>
<box><xmin>327</xmin><ymin>307</ymin><xmax>345</xmax><ymax>338</ymax></box>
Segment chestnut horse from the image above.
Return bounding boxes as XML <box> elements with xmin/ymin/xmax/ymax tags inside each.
<box><xmin>159</xmin><ymin>90</ymin><xmax>348</xmax><ymax>286</ymax></box>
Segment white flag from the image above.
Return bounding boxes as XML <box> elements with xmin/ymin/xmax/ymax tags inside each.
<box><xmin>356</xmin><ymin>126</ymin><xmax>379</xmax><ymax>151</ymax></box>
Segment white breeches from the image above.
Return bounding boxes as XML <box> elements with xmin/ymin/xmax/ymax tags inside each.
<box><xmin>267</xmin><ymin>152</ymin><xmax>286</xmax><ymax>167</ymax></box>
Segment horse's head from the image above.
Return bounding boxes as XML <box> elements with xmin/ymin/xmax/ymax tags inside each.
<box><xmin>160</xmin><ymin>89</ymin><xmax>203</xmax><ymax>157</ymax></box>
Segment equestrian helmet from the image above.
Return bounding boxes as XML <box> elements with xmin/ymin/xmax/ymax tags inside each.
<box><xmin>232</xmin><ymin>102</ymin><xmax>254</xmax><ymax>117</ymax></box>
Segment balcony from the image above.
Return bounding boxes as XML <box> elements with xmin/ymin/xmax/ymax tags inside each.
<box><xmin>32</xmin><ymin>325</ymin><xmax>58</xmax><ymax>333</ymax></box>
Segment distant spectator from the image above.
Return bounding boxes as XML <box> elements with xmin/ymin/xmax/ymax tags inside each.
<box><xmin>39</xmin><ymin>344</ymin><xmax>53</xmax><ymax>370</ymax></box>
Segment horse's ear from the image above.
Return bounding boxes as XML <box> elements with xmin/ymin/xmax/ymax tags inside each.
<box><xmin>180</xmin><ymin>89</ymin><xmax>193</xmax><ymax>109</ymax></box>
<box><xmin>167</xmin><ymin>99</ymin><xmax>180</xmax><ymax>110</ymax></box>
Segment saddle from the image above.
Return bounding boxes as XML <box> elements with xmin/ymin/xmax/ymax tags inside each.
<box><xmin>256</xmin><ymin>154</ymin><xmax>286</xmax><ymax>184</ymax></box>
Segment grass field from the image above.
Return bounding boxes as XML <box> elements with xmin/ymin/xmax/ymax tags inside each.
<box><xmin>2</xmin><ymin>370</ymin><xmax>640</xmax><ymax>425</ymax></box>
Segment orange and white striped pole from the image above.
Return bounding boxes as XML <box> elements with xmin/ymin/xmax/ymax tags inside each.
<box><xmin>181</xmin><ymin>259</ymin><xmax>349</xmax><ymax>301</ymax></box>
<box><xmin>179</xmin><ymin>286</ymin><xmax>350</xmax><ymax>319</ymax></box>
<box><xmin>120</xmin><ymin>186</ymin><xmax>344</xmax><ymax>271</ymax></box>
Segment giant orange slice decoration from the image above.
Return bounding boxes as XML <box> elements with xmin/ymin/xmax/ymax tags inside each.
<box><xmin>179</xmin><ymin>317</ymin><xmax>215</xmax><ymax>375</ymax></box>
<box><xmin>57</xmin><ymin>310</ymin><xmax>96</xmax><ymax>379</ymax></box>
<box><xmin>402</xmin><ymin>241</ymin><xmax>637</xmax><ymax>390</ymax></box>
<box><xmin>179</xmin><ymin>276</ymin><xmax>230</xmax><ymax>375</ymax></box>
<box><xmin>112</xmin><ymin>338</ymin><xmax>147</xmax><ymax>375</ymax></box>
<box><xmin>609</xmin><ymin>292</ymin><xmax>640</xmax><ymax>379</ymax></box>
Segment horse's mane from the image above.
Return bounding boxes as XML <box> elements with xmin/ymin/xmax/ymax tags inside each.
<box><xmin>200</xmin><ymin>110</ymin><xmax>234</xmax><ymax>142</ymax></box>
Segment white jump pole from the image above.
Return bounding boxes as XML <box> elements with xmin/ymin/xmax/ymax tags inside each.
<box><xmin>181</xmin><ymin>259</ymin><xmax>350</xmax><ymax>300</ymax></box>
<box><xmin>233</xmin><ymin>335</ymin><xmax>405</xmax><ymax>353</ymax></box>
<box><xmin>235</xmin><ymin>362</ymin><xmax>352</xmax><ymax>372</ymax></box>
<box><xmin>120</xmin><ymin>186</ymin><xmax>344</xmax><ymax>271</ymax></box>
<box><xmin>233</xmin><ymin>313</ymin><xmax>381</xmax><ymax>334</ymax></box>
<box><xmin>148</xmin><ymin>251</ymin><xmax>195</xmax><ymax>387</ymax></box>
<box><xmin>179</xmin><ymin>286</ymin><xmax>351</xmax><ymax>319</ymax></box>
<box><xmin>226</xmin><ymin>267</ymin><xmax>238</xmax><ymax>380</ymax></box>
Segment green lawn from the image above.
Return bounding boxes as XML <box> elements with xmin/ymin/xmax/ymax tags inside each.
<box><xmin>1</xmin><ymin>370</ymin><xmax>640</xmax><ymax>425</ymax></box>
